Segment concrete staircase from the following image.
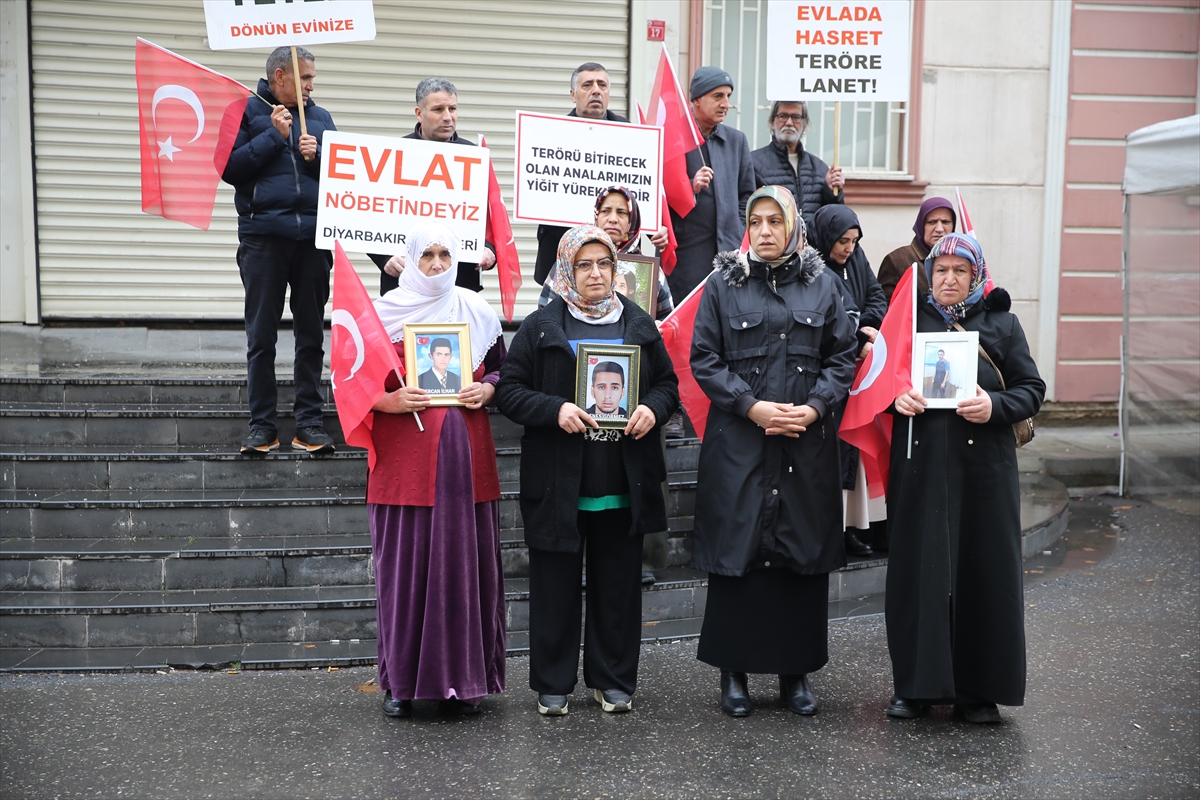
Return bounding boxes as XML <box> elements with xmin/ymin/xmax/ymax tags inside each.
<box><xmin>0</xmin><ymin>369</ymin><xmax>1071</xmax><ymax>672</ymax></box>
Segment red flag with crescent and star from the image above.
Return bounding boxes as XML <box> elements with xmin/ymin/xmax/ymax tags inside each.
<box><xmin>645</xmin><ymin>44</ymin><xmax>704</xmax><ymax>220</ymax></box>
<box><xmin>330</xmin><ymin>241</ymin><xmax>405</xmax><ymax>471</ymax></box>
<box><xmin>136</xmin><ymin>38</ymin><xmax>251</xmax><ymax>231</ymax></box>
<box><xmin>839</xmin><ymin>265</ymin><xmax>917</xmax><ymax>498</ymax></box>
<box><xmin>479</xmin><ymin>135</ymin><xmax>522</xmax><ymax>322</ymax></box>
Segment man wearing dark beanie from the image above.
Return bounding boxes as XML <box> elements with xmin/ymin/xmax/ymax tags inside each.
<box><xmin>666</xmin><ymin>66</ymin><xmax>755</xmax><ymax>303</ymax></box>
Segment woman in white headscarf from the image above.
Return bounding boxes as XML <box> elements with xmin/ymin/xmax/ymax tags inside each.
<box><xmin>367</xmin><ymin>221</ymin><xmax>506</xmax><ymax>719</ymax></box>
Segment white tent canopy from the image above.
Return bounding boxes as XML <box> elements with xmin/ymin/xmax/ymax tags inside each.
<box><xmin>1123</xmin><ymin>114</ymin><xmax>1200</xmax><ymax>196</ymax></box>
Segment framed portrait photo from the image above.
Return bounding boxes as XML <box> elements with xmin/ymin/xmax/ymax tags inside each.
<box><xmin>575</xmin><ymin>343</ymin><xmax>641</xmax><ymax>430</ymax></box>
<box><xmin>614</xmin><ymin>254</ymin><xmax>659</xmax><ymax>319</ymax></box>
<box><xmin>403</xmin><ymin>322</ymin><xmax>475</xmax><ymax>406</ymax></box>
<box><xmin>912</xmin><ymin>331</ymin><xmax>979</xmax><ymax>409</ymax></box>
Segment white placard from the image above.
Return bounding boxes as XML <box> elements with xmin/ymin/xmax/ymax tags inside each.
<box><xmin>514</xmin><ymin>112</ymin><xmax>662</xmax><ymax>231</ymax></box>
<box><xmin>204</xmin><ymin>0</ymin><xmax>376</xmax><ymax>50</ymax></box>
<box><xmin>765</xmin><ymin>1</ymin><xmax>912</xmax><ymax>102</ymax></box>
<box><xmin>316</xmin><ymin>131</ymin><xmax>489</xmax><ymax>256</ymax></box>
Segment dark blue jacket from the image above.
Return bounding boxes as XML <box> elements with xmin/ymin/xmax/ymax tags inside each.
<box><xmin>221</xmin><ymin>79</ymin><xmax>336</xmax><ymax>240</ymax></box>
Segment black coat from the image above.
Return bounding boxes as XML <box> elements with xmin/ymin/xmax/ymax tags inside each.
<box><xmin>222</xmin><ymin>79</ymin><xmax>336</xmax><ymax>241</ymax></box>
<box><xmin>750</xmin><ymin>139</ymin><xmax>842</xmax><ymax>232</ymax></box>
<box><xmin>368</xmin><ymin>125</ymin><xmax>495</xmax><ymax>294</ymax></box>
<box><xmin>533</xmin><ymin>109</ymin><xmax>630</xmax><ymax>286</ymax></box>
<box><xmin>809</xmin><ymin>204</ymin><xmax>891</xmax><ymax>489</ymax></box>
<box><xmin>885</xmin><ymin>290</ymin><xmax>1045</xmax><ymax>706</ymax></box>
<box><xmin>690</xmin><ymin>246</ymin><xmax>858</xmax><ymax>577</ymax></box>
<box><xmin>497</xmin><ymin>295</ymin><xmax>679</xmax><ymax>553</ymax></box>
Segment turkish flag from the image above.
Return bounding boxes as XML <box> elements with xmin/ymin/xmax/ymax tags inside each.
<box><xmin>636</xmin><ymin>101</ymin><xmax>679</xmax><ymax>275</ymax></box>
<box><xmin>839</xmin><ymin>265</ymin><xmax>917</xmax><ymax>498</ymax></box>
<box><xmin>659</xmin><ymin>280</ymin><xmax>711</xmax><ymax>440</ymax></box>
<box><xmin>330</xmin><ymin>241</ymin><xmax>404</xmax><ymax>471</ymax></box>
<box><xmin>645</xmin><ymin>44</ymin><xmax>704</xmax><ymax>219</ymax></box>
<box><xmin>136</xmin><ymin>38</ymin><xmax>250</xmax><ymax>231</ymax></box>
<box><xmin>480</xmin><ymin>136</ymin><xmax>522</xmax><ymax>323</ymax></box>
<box><xmin>955</xmin><ymin>186</ymin><xmax>993</xmax><ymax>296</ymax></box>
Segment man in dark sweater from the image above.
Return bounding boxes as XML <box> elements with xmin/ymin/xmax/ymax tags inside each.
<box><xmin>368</xmin><ymin>78</ymin><xmax>495</xmax><ymax>295</ymax></box>
<box><xmin>750</xmin><ymin>101</ymin><xmax>844</xmax><ymax>233</ymax></box>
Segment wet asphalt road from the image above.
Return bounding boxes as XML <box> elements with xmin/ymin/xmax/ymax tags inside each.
<box><xmin>2</xmin><ymin>496</ymin><xmax>1197</xmax><ymax>800</ymax></box>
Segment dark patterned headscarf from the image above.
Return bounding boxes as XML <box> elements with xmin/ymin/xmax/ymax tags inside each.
<box><xmin>548</xmin><ymin>225</ymin><xmax>622</xmax><ymax>323</ymax></box>
<box><xmin>924</xmin><ymin>233</ymin><xmax>989</xmax><ymax>323</ymax></box>
<box><xmin>593</xmin><ymin>186</ymin><xmax>642</xmax><ymax>254</ymax></box>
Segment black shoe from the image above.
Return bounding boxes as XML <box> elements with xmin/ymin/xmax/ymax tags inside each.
<box><xmin>664</xmin><ymin>410</ymin><xmax>686</xmax><ymax>439</ymax></box>
<box><xmin>594</xmin><ymin>688</ymin><xmax>633</xmax><ymax>713</ymax></box>
<box><xmin>537</xmin><ymin>694</ymin><xmax>569</xmax><ymax>716</ymax></box>
<box><xmin>381</xmin><ymin>691</ymin><xmax>412</xmax><ymax>718</ymax></box>
<box><xmin>845</xmin><ymin>529</ymin><xmax>874</xmax><ymax>557</ymax></box>
<box><xmin>240</xmin><ymin>429</ymin><xmax>279</xmax><ymax>457</ymax></box>
<box><xmin>780</xmin><ymin>674</ymin><xmax>818</xmax><ymax>715</ymax></box>
<box><xmin>720</xmin><ymin>671</ymin><xmax>752</xmax><ymax>717</ymax></box>
<box><xmin>641</xmin><ymin>570</ymin><xmax>656</xmax><ymax>586</ymax></box>
<box><xmin>440</xmin><ymin>698</ymin><xmax>482</xmax><ymax>715</ymax></box>
<box><xmin>292</xmin><ymin>426</ymin><xmax>335</xmax><ymax>454</ymax></box>
<box><xmin>956</xmin><ymin>702</ymin><xmax>1002</xmax><ymax>724</ymax></box>
<box><xmin>886</xmin><ymin>695</ymin><xmax>930</xmax><ymax>719</ymax></box>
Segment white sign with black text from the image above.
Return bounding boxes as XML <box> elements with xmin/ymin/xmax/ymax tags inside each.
<box><xmin>513</xmin><ymin>112</ymin><xmax>662</xmax><ymax>231</ymax></box>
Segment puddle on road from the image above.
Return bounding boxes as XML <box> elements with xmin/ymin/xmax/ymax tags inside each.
<box><xmin>1023</xmin><ymin>497</ymin><xmax>1121</xmax><ymax>587</ymax></box>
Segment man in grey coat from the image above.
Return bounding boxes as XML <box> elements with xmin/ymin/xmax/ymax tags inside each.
<box><xmin>666</xmin><ymin>66</ymin><xmax>756</xmax><ymax>304</ymax></box>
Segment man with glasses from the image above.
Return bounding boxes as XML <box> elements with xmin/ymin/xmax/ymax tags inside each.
<box><xmin>751</xmin><ymin>101</ymin><xmax>844</xmax><ymax>231</ymax></box>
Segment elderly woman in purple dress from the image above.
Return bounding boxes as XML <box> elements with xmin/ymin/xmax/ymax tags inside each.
<box><xmin>367</xmin><ymin>220</ymin><xmax>507</xmax><ymax>717</ymax></box>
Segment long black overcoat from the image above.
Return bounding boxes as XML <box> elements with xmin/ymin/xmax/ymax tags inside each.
<box><xmin>885</xmin><ymin>289</ymin><xmax>1045</xmax><ymax>706</ymax></box>
<box><xmin>690</xmin><ymin>246</ymin><xmax>858</xmax><ymax>577</ymax></box>
<box><xmin>496</xmin><ymin>295</ymin><xmax>679</xmax><ymax>553</ymax></box>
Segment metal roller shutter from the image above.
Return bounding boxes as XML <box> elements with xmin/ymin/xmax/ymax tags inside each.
<box><xmin>29</xmin><ymin>0</ymin><xmax>629</xmax><ymax>320</ymax></box>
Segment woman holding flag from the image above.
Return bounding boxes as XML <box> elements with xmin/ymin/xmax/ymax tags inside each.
<box><xmin>690</xmin><ymin>186</ymin><xmax>857</xmax><ymax>717</ymax></box>
<box><xmin>884</xmin><ymin>233</ymin><xmax>1045</xmax><ymax>724</ymax></box>
<box><xmin>367</xmin><ymin>220</ymin><xmax>508</xmax><ymax>718</ymax></box>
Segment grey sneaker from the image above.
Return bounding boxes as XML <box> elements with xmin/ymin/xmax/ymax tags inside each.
<box><xmin>594</xmin><ymin>688</ymin><xmax>633</xmax><ymax>713</ymax></box>
<box><xmin>292</xmin><ymin>426</ymin><xmax>335</xmax><ymax>454</ymax></box>
<box><xmin>537</xmin><ymin>694</ymin><xmax>569</xmax><ymax>715</ymax></box>
<box><xmin>240</xmin><ymin>429</ymin><xmax>279</xmax><ymax>457</ymax></box>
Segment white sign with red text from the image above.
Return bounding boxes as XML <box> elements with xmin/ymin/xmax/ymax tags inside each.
<box><xmin>514</xmin><ymin>112</ymin><xmax>662</xmax><ymax>231</ymax></box>
<box><xmin>765</xmin><ymin>1</ymin><xmax>911</xmax><ymax>102</ymax></box>
<box><xmin>316</xmin><ymin>131</ymin><xmax>489</xmax><ymax>255</ymax></box>
<box><xmin>203</xmin><ymin>0</ymin><xmax>376</xmax><ymax>50</ymax></box>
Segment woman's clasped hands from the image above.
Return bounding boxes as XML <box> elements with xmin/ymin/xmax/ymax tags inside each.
<box><xmin>748</xmin><ymin>401</ymin><xmax>818</xmax><ymax>437</ymax></box>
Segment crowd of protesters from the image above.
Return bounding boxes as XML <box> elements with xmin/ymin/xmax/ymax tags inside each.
<box><xmin>224</xmin><ymin>49</ymin><xmax>1045</xmax><ymax>726</ymax></box>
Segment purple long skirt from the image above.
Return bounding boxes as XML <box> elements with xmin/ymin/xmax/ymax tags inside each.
<box><xmin>368</xmin><ymin>409</ymin><xmax>506</xmax><ymax>702</ymax></box>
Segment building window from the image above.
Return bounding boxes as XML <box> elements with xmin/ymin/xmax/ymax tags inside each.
<box><xmin>705</xmin><ymin>0</ymin><xmax>911</xmax><ymax>176</ymax></box>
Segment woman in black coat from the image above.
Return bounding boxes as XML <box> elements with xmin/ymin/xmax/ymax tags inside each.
<box><xmin>885</xmin><ymin>233</ymin><xmax>1045</xmax><ymax>724</ymax></box>
<box><xmin>497</xmin><ymin>225</ymin><xmax>679</xmax><ymax>717</ymax></box>
<box><xmin>690</xmin><ymin>186</ymin><xmax>858</xmax><ymax>717</ymax></box>
<box><xmin>810</xmin><ymin>205</ymin><xmax>889</xmax><ymax>556</ymax></box>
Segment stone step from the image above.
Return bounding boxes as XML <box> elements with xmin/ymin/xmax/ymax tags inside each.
<box><xmin>1</xmin><ymin>376</ymin><xmax>314</xmax><ymax>407</ymax></box>
<box><xmin>0</xmin><ymin>568</ymin><xmax>711</xmax><ymax>650</ymax></box>
<box><xmin>0</xmin><ymin>440</ymin><xmax>700</xmax><ymax>491</ymax></box>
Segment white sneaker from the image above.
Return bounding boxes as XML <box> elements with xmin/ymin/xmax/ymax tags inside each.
<box><xmin>537</xmin><ymin>694</ymin><xmax>569</xmax><ymax>715</ymax></box>
<box><xmin>594</xmin><ymin>688</ymin><xmax>633</xmax><ymax>713</ymax></box>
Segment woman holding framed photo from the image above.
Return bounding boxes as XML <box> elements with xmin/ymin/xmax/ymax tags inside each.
<box><xmin>498</xmin><ymin>225</ymin><xmax>679</xmax><ymax>716</ymax></box>
<box><xmin>885</xmin><ymin>233</ymin><xmax>1045</xmax><ymax>724</ymax></box>
<box><xmin>367</xmin><ymin>221</ymin><xmax>507</xmax><ymax>718</ymax></box>
<box><xmin>690</xmin><ymin>186</ymin><xmax>858</xmax><ymax>718</ymax></box>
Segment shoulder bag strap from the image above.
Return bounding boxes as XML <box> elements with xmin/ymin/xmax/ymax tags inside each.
<box><xmin>952</xmin><ymin>321</ymin><xmax>1005</xmax><ymax>390</ymax></box>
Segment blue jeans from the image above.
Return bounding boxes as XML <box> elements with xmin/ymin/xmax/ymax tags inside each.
<box><xmin>236</xmin><ymin>235</ymin><xmax>331</xmax><ymax>433</ymax></box>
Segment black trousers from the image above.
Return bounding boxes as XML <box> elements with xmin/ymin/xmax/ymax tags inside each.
<box><xmin>236</xmin><ymin>235</ymin><xmax>331</xmax><ymax>433</ymax></box>
<box><xmin>528</xmin><ymin>508</ymin><xmax>643</xmax><ymax>695</ymax></box>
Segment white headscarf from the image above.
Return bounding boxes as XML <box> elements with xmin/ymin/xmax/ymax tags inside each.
<box><xmin>373</xmin><ymin>221</ymin><xmax>502</xmax><ymax>371</ymax></box>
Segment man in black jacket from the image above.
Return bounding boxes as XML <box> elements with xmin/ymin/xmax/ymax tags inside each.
<box><xmin>750</xmin><ymin>101</ymin><xmax>844</xmax><ymax>232</ymax></box>
<box><xmin>368</xmin><ymin>78</ymin><xmax>495</xmax><ymax>295</ymax></box>
<box><xmin>222</xmin><ymin>46</ymin><xmax>336</xmax><ymax>457</ymax></box>
<box><xmin>533</xmin><ymin>62</ymin><xmax>668</xmax><ymax>288</ymax></box>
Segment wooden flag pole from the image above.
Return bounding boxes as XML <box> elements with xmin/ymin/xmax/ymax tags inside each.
<box><xmin>289</xmin><ymin>46</ymin><xmax>308</xmax><ymax>137</ymax></box>
<box><xmin>832</xmin><ymin>102</ymin><xmax>841</xmax><ymax>197</ymax></box>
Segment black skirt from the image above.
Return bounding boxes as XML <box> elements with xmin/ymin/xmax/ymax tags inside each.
<box><xmin>697</xmin><ymin>568</ymin><xmax>830</xmax><ymax>675</ymax></box>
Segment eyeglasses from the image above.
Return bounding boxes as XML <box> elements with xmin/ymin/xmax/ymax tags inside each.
<box><xmin>774</xmin><ymin>113</ymin><xmax>807</xmax><ymax>123</ymax></box>
<box><xmin>573</xmin><ymin>258</ymin><xmax>615</xmax><ymax>275</ymax></box>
